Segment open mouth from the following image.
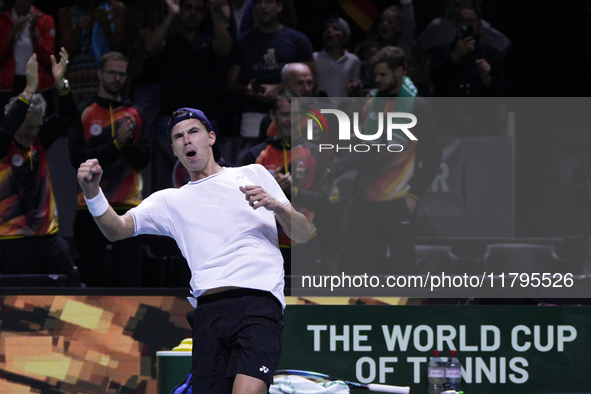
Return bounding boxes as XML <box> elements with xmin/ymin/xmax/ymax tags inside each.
<box><xmin>186</xmin><ymin>151</ymin><xmax>196</xmax><ymax>158</ymax></box>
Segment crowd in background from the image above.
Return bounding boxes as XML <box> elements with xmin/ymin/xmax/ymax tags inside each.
<box><xmin>0</xmin><ymin>0</ymin><xmax>516</xmax><ymax>286</ymax></box>
<box><xmin>0</xmin><ymin>0</ymin><xmax>511</xmax><ymax>134</ymax></box>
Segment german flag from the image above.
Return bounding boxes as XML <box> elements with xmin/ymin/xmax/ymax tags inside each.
<box><xmin>338</xmin><ymin>0</ymin><xmax>392</xmax><ymax>31</ymax></box>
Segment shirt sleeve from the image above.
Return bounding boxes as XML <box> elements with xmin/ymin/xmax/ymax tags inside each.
<box><xmin>128</xmin><ymin>190</ymin><xmax>174</xmax><ymax>237</ymax></box>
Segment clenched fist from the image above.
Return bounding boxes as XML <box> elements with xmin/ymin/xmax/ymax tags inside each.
<box><xmin>77</xmin><ymin>159</ymin><xmax>103</xmax><ymax>199</ymax></box>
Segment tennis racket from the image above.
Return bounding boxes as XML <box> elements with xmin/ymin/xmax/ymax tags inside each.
<box><xmin>274</xmin><ymin>369</ymin><xmax>410</xmax><ymax>394</ymax></box>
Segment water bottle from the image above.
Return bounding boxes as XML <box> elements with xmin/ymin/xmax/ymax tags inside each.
<box><xmin>427</xmin><ymin>349</ymin><xmax>445</xmax><ymax>394</ymax></box>
<box><xmin>444</xmin><ymin>350</ymin><xmax>462</xmax><ymax>391</ymax></box>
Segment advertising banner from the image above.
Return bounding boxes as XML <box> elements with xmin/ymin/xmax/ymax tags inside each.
<box><xmin>279</xmin><ymin>305</ymin><xmax>591</xmax><ymax>393</ymax></box>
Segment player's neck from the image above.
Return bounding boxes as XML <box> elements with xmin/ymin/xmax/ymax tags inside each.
<box><xmin>189</xmin><ymin>161</ymin><xmax>224</xmax><ymax>182</ymax></box>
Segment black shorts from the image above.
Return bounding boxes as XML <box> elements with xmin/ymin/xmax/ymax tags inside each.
<box><xmin>186</xmin><ymin>289</ymin><xmax>284</xmax><ymax>394</ymax></box>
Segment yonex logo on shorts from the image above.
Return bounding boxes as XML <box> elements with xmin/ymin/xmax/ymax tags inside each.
<box><xmin>260</xmin><ymin>366</ymin><xmax>269</xmax><ymax>373</ymax></box>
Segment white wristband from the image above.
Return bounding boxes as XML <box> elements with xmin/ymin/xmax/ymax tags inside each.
<box><xmin>84</xmin><ymin>188</ymin><xmax>110</xmax><ymax>217</ymax></box>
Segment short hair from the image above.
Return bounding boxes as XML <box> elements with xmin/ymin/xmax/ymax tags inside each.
<box><xmin>324</xmin><ymin>16</ymin><xmax>351</xmax><ymax>38</ymax></box>
<box><xmin>4</xmin><ymin>93</ymin><xmax>46</xmax><ymax>118</ymax></box>
<box><xmin>98</xmin><ymin>51</ymin><xmax>129</xmax><ymax>70</ymax></box>
<box><xmin>280</xmin><ymin>63</ymin><xmax>311</xmax><ymax>83</ymax></box>
<box><xmin>381</xmin><ymin>5</ymin><xmax>403</xmax><ymax>25</ymax></box>
<box><xmin>169</xmin><ymin>108</ymin><xmax>213</xmax><ymax>135</ymax></box>
<box><xmin>457</xmin><ymin>4</ymin><xmax>482</xmax><ymax>20</ymax></box>
<box><xmin>370</xmin><ymin>46</ymin><xmax>407</xmax><ymax>71</ymax></box>
<box><xmin>270</xmin><ymin>89</ymin><xmax>299</xmax><ymax>112</ymax></box>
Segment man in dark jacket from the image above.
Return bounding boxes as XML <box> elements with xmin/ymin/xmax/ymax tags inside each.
<box><xmin>68</xmin><ymin>51</ymin><xmax>150</xmax><ymax>287</ymax></box>
<box><xmin>429</xmin><ymin>4</ymin><xmax>506</xmax><ymax>97</ymax></box>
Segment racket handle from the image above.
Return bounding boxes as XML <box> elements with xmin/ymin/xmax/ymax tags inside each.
<box><xmin>367</xmin><ymin>383</ymin><xmax>410</xmax><ymax>394</ymax></box>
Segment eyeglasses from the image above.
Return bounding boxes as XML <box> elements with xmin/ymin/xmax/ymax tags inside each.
<box><xmin>103</xmin><ymin>70</ymin><xmax>127</xmax><ymax>78</ymax></box>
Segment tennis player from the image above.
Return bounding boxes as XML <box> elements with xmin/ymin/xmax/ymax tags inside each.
<box><xmin>77</xmin><ymin>108</ymin><xmax>312</xmax><ymax>394</ymax></box>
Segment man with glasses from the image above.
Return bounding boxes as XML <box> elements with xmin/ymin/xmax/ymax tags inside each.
<box><xmin>68</xmin><ymin>51</ymin><xmax>150</xmax><ymax>287</ymax></box>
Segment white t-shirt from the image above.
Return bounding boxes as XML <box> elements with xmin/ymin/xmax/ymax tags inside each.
<box><xmin>129</xmin><ymin>164</ymin><xmax>290</xmax><ymax>308</ymax></box>
<box><xmin>313</xmin><ymin>49</ymin><xmax>361</xmax><ymax>97</ymax></box>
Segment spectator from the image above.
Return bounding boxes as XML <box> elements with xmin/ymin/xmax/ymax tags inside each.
<box><xmin>281</xmin><ymin>62</ymin><xmax>315</xmax><ymax>97</ymax></box>
<box><xmin>147</xmin><ymin>0</ymin><xmax>232</xmax><ymax>136</ymax></box>
<box><xmin>314</xmin><ymin>17</ymin><xmax>360</xmax><ymax>98</ymax></box>
<box><xmin>243</xmin><ymin>89</ymin><xmax>329</xmax><ymax>283</ymax></box>
<box><xmin>125</xmin><ymin>0</ymin><xmax>175</xmax><ymax>137</ymax></box>
<box><xmin>228</xmin><ymin>0</ymin><xmax>253</xmax><ymax>37</ymax></box>
<box><xmin>0</xmin><ymin>49</ymin><xmax>77</xmax><ymax>275</ymax></box>
<box><xmin>228</xmin><ymin>0</ymin><xmax>297</xmax><ymax>38</ymax></box>
<box><xmin>429</xmin><ymin>5</ymin><xmax>506</xmax><ymax>96</ymax></box>
<box><xmin>418</xmin><ymin>0</ymin><xmax>510</xmax><ymax>57</ymax></box>
<box><xmin>258</xmin><ymin>62</ymin><xmax>339</xmax><ymax>165</ymax></box>
<box><xmin>257</xmin><ymin>62</ymin><xmax>313</xmax><ymax>142</ymax></box>
<box><xmin>57</xmin><ymin>0</ymin><xmax>126</xmax><ymax>104</ymax></box>
<box><xmin>372</xmin><ymin>2</ymin><xmax>415</xmax><ymax>56</ymax></box>
<box><xmin>227</xmin><ymin>0</ymin><xmax>314</xmax><ymax>150</ymax></box>
<box><xmin>0</xmin><ymin>0</ymin><xmax>56</xmax><ymax>109</ymax></box>
<box><xmin>256</xmin><ymin>65</ymin><xmax>344</xmax><ymax>275</ymax></box>
<box><xmin>351</xmin><ymin>0</ymin><xmax>415</xmax><ymax>95</ymax></box>
<box><xmin>68</xmin><ymin>51</ymin><xmax>149</xmax><ymax>287</ymax></box>
<box><xmin>331</xmin><ymin>46</ymin><xmax>441</xmax><ymax>274</ymax></box>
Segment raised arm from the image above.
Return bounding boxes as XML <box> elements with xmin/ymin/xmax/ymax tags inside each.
<box><xmin>39</xmin><ymin>48</ymin><xmax>78</xmax><ymax>149</ymax></box>
<box><xmin>239</xmin><ymin>185</ymin><xmax>312</xmax><ymax>243</ymax></box>
<box><xmin>209</xmin><ymin>0</ymin><xmax>232</xmax><ymax>57</ymax></box>
<box><xmin>77</xmin><ymin>159</ymin><xmax>135</xmax><ymax>242</ymax></box>
<box><xmin>145</xmin><ymin>0</ymin><xmax>179</xmax><ymax>55</ymax></box>
<box><xmin>0</xmin><ymin>55</ymin><xmax>38</xmax><ymax>156</ymax></box>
